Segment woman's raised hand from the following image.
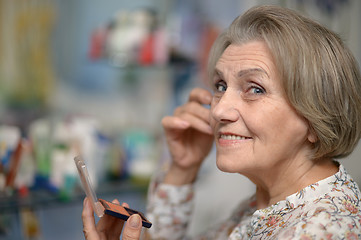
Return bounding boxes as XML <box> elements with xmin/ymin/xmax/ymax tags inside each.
<box><xmin>162</xmin><ymin>88</ymin><xmax>214</xmax><ymax>185</ymax></box>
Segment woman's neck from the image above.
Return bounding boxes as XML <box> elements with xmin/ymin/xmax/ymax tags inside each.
<box><xmin>249</xmin><ymin>158</ymin><xmax>338</xmax><ymax>210</ymax></box>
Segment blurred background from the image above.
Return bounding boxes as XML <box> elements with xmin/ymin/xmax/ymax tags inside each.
<box><xmin>0</xmin><ymin>0</ymin><xmax>360</xmax><ymax>239</ymax></box>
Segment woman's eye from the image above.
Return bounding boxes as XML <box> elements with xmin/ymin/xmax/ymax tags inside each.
<box><xmin>215</xmin><ymin>81</ymin><xmax>227</xmax><ymax>92</ymax></box>
<box><xmin>249</xmin><ymin>86</ymin><xmax>265</xmax><ymax>94</ymax></box>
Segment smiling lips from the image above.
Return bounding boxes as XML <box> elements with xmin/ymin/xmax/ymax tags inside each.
<box><xmin>219</xmin><ymin>133</ymin><xmax>252</xmax><ymax>140</ymax></box>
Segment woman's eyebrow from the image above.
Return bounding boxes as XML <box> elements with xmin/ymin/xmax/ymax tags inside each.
<box><xmin>213</xmin><ymin>67</ymin><xmax>269</xmax><ymax>79</ymax></box>
<box><xmin>237</xmin><ymin>68</ymin><xmax>269</xmax><ymax>78</ymax></box>
<box><xmin>214</xmin><ymin>68</ymin><xmax>224</xmax><ymax>78</ymax></box>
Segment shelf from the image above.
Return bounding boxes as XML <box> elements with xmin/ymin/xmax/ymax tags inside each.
<box><xmin>0</xmin><ymin>179</ymin><xmax>149</xmax><ymax>213</ymax></box>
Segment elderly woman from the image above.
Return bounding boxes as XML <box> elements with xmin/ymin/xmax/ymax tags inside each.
<box><xmin>82</xmin><ymin>5</ymin><xmax>361</xmax><ymax>240</ymax></box>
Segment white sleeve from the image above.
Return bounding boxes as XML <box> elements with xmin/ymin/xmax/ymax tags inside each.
<box><xmin>145</xmin><ymin>172</ymin><xmax>194</xmax><ymax>240</ymax></box>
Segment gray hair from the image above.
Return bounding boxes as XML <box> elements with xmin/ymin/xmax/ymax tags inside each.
<box><xmin>208</xmin><ymin>5</ymin><xmax>361</xmax><ymax>159</ymax></box>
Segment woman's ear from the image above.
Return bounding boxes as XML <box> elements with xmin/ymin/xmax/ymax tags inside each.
<box><xmin>307</xmin><ymin>127</ymin><xmax>318</xmax><ymax>143</ymax></box>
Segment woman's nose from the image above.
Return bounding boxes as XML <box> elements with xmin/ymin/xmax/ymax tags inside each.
<box><xmin>211</xmin><ymin>91</ymin><xmax>240</xmax><ymax>123</ymax></box>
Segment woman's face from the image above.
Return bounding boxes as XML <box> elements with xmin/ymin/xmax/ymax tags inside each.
<box><xmin>210</xmin><ymin>41</ymin><xmax>315</xmax><ymax>175</ymax></box>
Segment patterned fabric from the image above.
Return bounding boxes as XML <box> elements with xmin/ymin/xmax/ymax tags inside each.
<box><xmin>146</xmin><ymin>164</ymin><xmax>361</xmax><ymax>239</ymax></box>
<box><xmin>146</xmin><ymin>171</ymin><xmax>194</xmax><ymax>239</ymax></box>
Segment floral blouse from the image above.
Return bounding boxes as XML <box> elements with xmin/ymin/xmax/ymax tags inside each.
<box><xmin>145</xmin><ymin>163</ymin><xmax>361</xmax><ymax>239</ymax></box>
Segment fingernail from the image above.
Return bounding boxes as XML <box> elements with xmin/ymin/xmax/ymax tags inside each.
<box><xmin>129</xmin><ymin>214</ymin><xmax>141</xmax><ymax>228</ymax></box>
<box><xmin>179</xmin><ymin>119</ymin><xmax>190</xmax><ymax>128</ymax></box>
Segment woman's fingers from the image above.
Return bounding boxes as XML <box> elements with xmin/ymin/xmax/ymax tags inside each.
<box><xmin>96</xmin><ymin>199</ymin><xmax>125</xmax><ymax>238</ymax></box>
<box><xmin>82</xmin><ymin>198</ymin><xmax>142</xmax><ymax>240</ymax></box>
<box><xmin>162</xmin><ymin>88</ymin><xmax>213</xmax><ymax>135</ymax></box>
<box><xmin>188</xmin><ymin>88</ymin><xmax>212</xmax><ymax>105</ymax></box>
<box><xmin>164</xmin><ymin>100</ymin><xmax>213</xmax><ymax>135</ymax></box>
<box><xmin>179</xmin><ymin>111</ymin><xmax>212</xmax><ymax>135</ymax></box>
<box><xmin>162</xmin><ymin>115</ymin><xmax>212</xmax><ymax>136</ymax></box>
<box><xmin>122</xmin><ymin>202</ymin><xmax>130</xmax><ymax>208</ymax></box>
<box><xmin>174</xmin><ymin>101</ymin><xmax>211</xmax><ymax>125</ymax></box>
<box><xmin>82</xmin><ymin>198</ymin><xmax>99</xmax><ymax>240</ymax></box>
<box><xmin>161</xmin><ymin>116</ymin><xmax>190</xmax><ymax>130</ymax></box>
<box><xmin>122</xmin><ymin>214</ymin><xmax>142</xmax><ymax>240</ymax></box>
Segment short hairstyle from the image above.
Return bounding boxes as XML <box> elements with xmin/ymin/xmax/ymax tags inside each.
<box><xmin>208</xmin><ymin>5</ymin><xmax>361</xmax><ymax>159</ymax></box>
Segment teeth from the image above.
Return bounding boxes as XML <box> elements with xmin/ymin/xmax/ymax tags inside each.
<box><xmin>220</xmin><ymin>134</ymin><xmax>248</xmax><ymax>140</ymax></box>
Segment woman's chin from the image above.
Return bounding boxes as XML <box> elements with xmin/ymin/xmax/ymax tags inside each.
<box><xmin>216</xmin><ymin>159</ymin><xmax>238</xmax><ymax>173</ymax></box>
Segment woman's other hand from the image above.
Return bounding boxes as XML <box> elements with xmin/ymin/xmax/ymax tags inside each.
<box><xmin>162</xmin><ymin>88</ymin><xmax>214</xmax><ymax>185</ymax></box>
<box><xmin>82</xmin><ymin>198</ymin><xmax>142</xmax><ymax>240</ymax></box>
